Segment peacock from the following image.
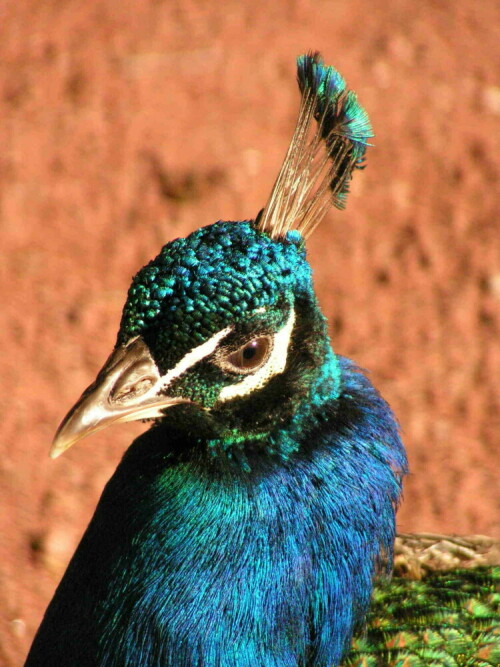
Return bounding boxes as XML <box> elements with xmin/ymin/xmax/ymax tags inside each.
<box><xmin>26</xmin><ymin>53</ymin><xmax>498</xmax><ymax>667</ymax></box>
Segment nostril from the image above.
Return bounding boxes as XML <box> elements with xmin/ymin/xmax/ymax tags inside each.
<box><xmin>112</xmin><ymin>377</ymin><xmax>156</xmax><ymax>403</ymax></box>
<box><xmin>110</xmin><ymin>359</ymin><xmax>159</xmax><ymax>404</ymax></box>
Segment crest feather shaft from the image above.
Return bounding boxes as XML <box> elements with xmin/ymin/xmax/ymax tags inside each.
<box><xmin>257</xmin><ymin>52</ymin><xmax>373</xmax><ymax>240</ymax></box>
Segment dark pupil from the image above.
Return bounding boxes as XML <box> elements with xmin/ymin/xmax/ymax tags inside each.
<box><xmin>226</xmin><ymin>337</ymin><xmax>269</xmax><ymax>371</ymax></box>
<box><xmin>242</xmin><ymin>342</ymin><xmax>258</xmax><ymax>360</ymax></box>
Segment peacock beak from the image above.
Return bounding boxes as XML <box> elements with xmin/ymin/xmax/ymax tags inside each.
<box><xmin>50</xmin><ymin>337</ymin><xmax>190</xmax><ymax>459</ymax></box>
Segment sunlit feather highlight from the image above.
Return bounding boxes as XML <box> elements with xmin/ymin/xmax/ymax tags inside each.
<box><xmin>257</xmin><ymin>51</ymin><xmax>373</xmax><ymax>240</ymax></box>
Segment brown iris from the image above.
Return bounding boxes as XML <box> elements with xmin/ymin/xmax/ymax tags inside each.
<box><xmin>225</xmin><ymin>336</ymin><xmax>271</xmax><ymax>372</ymax></box>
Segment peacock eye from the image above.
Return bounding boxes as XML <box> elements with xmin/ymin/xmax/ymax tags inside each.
<box><xmin>223</xmin><ymin>336</ymin><xmax>272</xmax><ymax>373</ymax></box>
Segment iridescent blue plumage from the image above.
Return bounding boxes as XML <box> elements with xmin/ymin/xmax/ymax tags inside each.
<box><xmin>26</xmin><ymin>53</ymin><xmax>407</xmax><ymax>666</ymax></box>
<box><xmin>27</xmin><ymin>355</ymin><xmax>406</xmax><ymax>665</ymax></box>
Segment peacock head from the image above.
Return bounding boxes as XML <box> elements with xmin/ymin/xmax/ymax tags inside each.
<box><xmin>118</xmin><ymin>220</ymin><xmax>311</xmax><ymax>380</ymax></box>
<box><xmin>51</xmin><ymin>52</ymin><xmax>372</xmax><ymax>459</ymax></box>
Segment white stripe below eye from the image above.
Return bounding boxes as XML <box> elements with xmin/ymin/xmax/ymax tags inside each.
<box><xmin>217</xmin><ymin>308</ymin><xmax>296</xmax><ymax>402</ymax></box>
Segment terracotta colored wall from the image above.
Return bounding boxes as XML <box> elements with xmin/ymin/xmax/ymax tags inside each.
<box><xmin>1</xmin><ymin>1</ymin><xmax>498</xmax><ymax>663</ymax></box>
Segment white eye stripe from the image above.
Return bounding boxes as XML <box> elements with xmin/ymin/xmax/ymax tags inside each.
<box><xmin>158</xmin><ymin>326</ymin><xmax>232</xmax><ymax>391</ymax></box>
<box><xmin>133</xmin><ymin>326</ymin><xmax>232</xmax><ymax>404</ymax></box>
<box><xmin>217</xmin><ymin>308</ymin><xmax>295</xmax><ymax>402</ymax></box>
<box><xmin>134</xmin><ymin>308</ymin><xmax>295</xmax><ymax>405</ymax></box>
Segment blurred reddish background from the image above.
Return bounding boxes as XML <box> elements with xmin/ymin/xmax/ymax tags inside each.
<box><xmin>1</xmin><ymin>1</ymin><xmax>498</xmax><ymax>663</ymax></box>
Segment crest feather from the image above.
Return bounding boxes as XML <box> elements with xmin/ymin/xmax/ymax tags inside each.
<box><xmin>257</xmin><ymin>52</ymin><xmax>373</xmax><ymax>240</ymax></box>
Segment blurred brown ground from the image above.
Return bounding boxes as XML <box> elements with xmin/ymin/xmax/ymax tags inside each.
<box><xmin>0</xmin><ymin>1</ymin><xmax>499</xmax><ymax>663</ymax></box>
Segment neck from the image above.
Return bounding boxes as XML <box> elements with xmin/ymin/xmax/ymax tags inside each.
<box><xmin>112</xmin><ymin>355</ymin><xmax>406</xmax><ymax>663</ymax></box>
<box><xmin>28</xmin><ymin>355</ymin><xmax>407</xmax><ymax>667</ymax></box>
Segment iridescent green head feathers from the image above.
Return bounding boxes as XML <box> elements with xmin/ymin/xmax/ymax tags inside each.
<box><xmin>118</xmin><ymin>223</ymin><xmax>310</xmax><ymax>372</ymax></box>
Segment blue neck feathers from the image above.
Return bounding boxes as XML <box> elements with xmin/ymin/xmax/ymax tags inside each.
<box><xmin>29</xmin><ymin>356</ymin><xmax>406</xmax><ymax>667</ymax></box>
